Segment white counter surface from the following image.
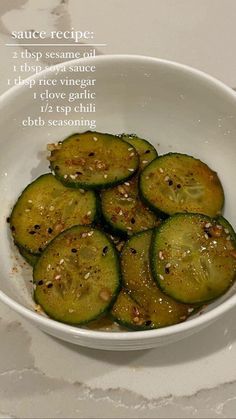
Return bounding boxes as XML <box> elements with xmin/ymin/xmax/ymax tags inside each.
<box><xmin>1</xmin><ymin>1</ymin><xmax>236</xmax><ymax>417</ymax></box>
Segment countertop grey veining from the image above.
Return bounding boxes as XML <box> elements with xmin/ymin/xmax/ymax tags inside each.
<box><xmin>1</xmin><ymin>1</ymin><xmax>236</xmax><ymax>418</ymax></box>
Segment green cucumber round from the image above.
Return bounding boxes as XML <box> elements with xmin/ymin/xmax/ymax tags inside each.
<box><xmin>50</xmin><ymin>131</ymin><xmax>139</xmax><ymax>190</ymax></box>
<box><xmin>33</xmin><ymin>225</ymin><xmax>121</xmax><ymax>325</ymax></box>
<box><xmin>139</xmin><ymin>153</ymin><xmax>224</xmax><ymax>217</ymax></box>
<box><xmin>151</xmin><ymin>213</ymin><xmax>236</xmax><ymax>304</ymax></box>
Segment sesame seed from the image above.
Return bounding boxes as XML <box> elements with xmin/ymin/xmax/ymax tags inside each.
<box><xmin>59</xmin><ymin>259</ymin><xmax>64</xmax><ymax>265</ymax></box>
<box><xmin>104</xmin><ymin>174</ymin><xmax>108</xmax><ymax>178</ymax></box>
<box><xmin>84</xmin><ymin>272</ymin><xmax>90</xmax><ymax>279</ymax></box>
<box><xmin>28</xmin><ymin>200</ymin><xmax>32</xmax><ymax>203</ymax></box>
<box><xmin>124</xmin><ymin>193</ymin><xmax>129</xmax><ymax>198</ymax></box>
<box><xmin>89</xmin><ymin>166</ymin><xmax>93</xmax><ymax>171</ymax></box>
<box><xmin>87</xmin><ymin>231</ymin><xmax>94</xmax><ymax>236</ymax></box>
<box><xmin>124</xmin><ymin>182</ymin><xmax>130</xmax><ymax>186</ymax></box>
<box><xmin>164</xmin><ymin>175</ymin><xmax>170</xmax><ymax>182</ymax></box>
<box><xmin>159</xmin><ymin>168</ymin><xmax>164</xmax><ymax>173</ymax></box>
<box><xmin>55</xmin><ymin>275</ymin><xmax>61</xmax><ymax>280</ymax></box>
<box><xmin>205</xmin><ymin>223</ymin><xmax>212</xmax><ymax>228</ymax></box>
<box><xmin>128</xmin><ymin>168</ymin><xmax>134</xmax><ymax>172</ymax></box>
<box><xmin>47</xmin><ymin>264</ymin><xmax>51</xmax><ymax>271</ymax></box>
<box><xmin>142</xmin><ymin>160</ymin><xmax>148</xmax><ymax>164</ymax></box>
<box><xmin>99</xmin><ymin>289</ymin><xmax>110</xmax><ymax>301</ymax></box>
<box><xmin>216</xmin><ymin>225</ymin><xmax>223</xmax><ymax>229</ymax></box>
<box><xmin>79</xmin><ymin>189</ymin><xmax>85</xmax><ymax>194</ymax></box>
<box><xmin>25</xmin><ymin>209</ymin><xmax>30</xmax><ymax>212</ymax></box>
<box><xmin>224</xmin><ymin>228</ymin><xmax>229</xmax><ymax>234</ymax></box>
<box><xmin>159</xmin><ymin>274</ymin><xmax>164</xmax><ymax>280</ymax></box>
<box><xmin>118</xmin><ymin>210</ymin><xmax>123</xmax><ymax>215</ymax></box>
<box><xmin>87</xmin><ymin>211</ymin><xmax>92</xmax><ymax>216</ymax></box>
<box><xmin>188</xmin><ymin>308</ymin><xmax>194</xmax><ymax>313</ymax></box>
<box><xmin>82</xmin><ymin>232</ymin><xmax>88</xmax><ymax>238</ymax></box>
<box><xmin>70</xmin><ymin>174</ymin><xmax>77</xmax><ymax>180</ymax></box>
<box><xmin>64</xmin><ymin>175</ymin><xmax>68</xmax><ymax>179</ymax></box>
<box><xmin>127</xmin><ymin>227</ymin><xmax>132</xmax><ymax>230</ymax></box>
<box><xmin>49</xmin><ymin>206</ymin><xmax>54</xmax><ymax>211</ymax></box>
<box><xmin>128</xmin><ymin>147</ymin><xmax>133</xmax><ymax>151</ymax></box>
<box><xmin>166</xmin><ymin>263</ymin><xmax>171</xmax><ymax>268</ymax></box>
<box><xmin>169</xmin><ymin>196</ymin><xmax>174</xmax><ymax>201</ymax></box>
<box><xmin>93</xmin><ymin>136</ymin><xmax>98</xmax><ymax>141</ymax></box>
<box><xmin>130</xmin><ymin>153</ymin><xmax>135</xmax><ymax>157</ymax></box>
<box><xmin>159</xmin><ymin>251</ymin><xmax>164</xmax><ymax>260</ymax></box>
<box><xmin>68</xmin><ymin>308</ymin><xmax>75</xmax><ymax>313</ymax></box>
<box><xmin>204</xmin><ymin>233</ymin><xmax>209</xmax><ymax>240</ymax></box>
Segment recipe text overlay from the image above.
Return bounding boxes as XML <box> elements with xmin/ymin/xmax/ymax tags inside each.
<box><xmin>6</xmin><ymin>29</ymin><xmax>106</xmax><ymax>129</ymax></box>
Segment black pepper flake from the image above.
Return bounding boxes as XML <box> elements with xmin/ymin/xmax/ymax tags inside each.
<box><xmin>11</xmin><ymin>226</ymin><xmax>15</xmax><ymax>232</ymax></box>
<box><xmin>29</xmin><ymin>230</ymin><xmax>36</xmax><ymax>235</ymax></box>
<box><xmin>145</xmin><ymin>320</ymin><xmax>152</xmax><ymax>326</ymax></box>
<box><xmin>130</xmin><ymin>248</ymin><xmax>137</xmax><ymax>254</ymax></box>
<box><xmin>177</xmin><ymin>184</ymin><xmax>181</xmax><ymax>189</ymax></box>
<box><xmin>38</xmin><ymin>247</ymin><xmax>43</xmax><ymax>252</ymax></box>
<box><xmin>38</xmin><ymin>280</ymin><xmax>44</xmax><ymax>285</ymax></box>
<box><xmin>6</xmin><ymin>217</ymin><xmax>10</xmax><ymax>223</ymax></box>
<box><xmin>34</xmin><ymin>224</ymin><xmax>40</xmax><ymax>229</ymax></box>
<box><xmin>165</xmin><ymin>267</ymin><xmax>170</xmax><ymax>274</ymax></box>
<box><xmin>88</xmin><ymin>152</ymin><xmax>95</xmax><ymax>156</ymax></box>
<box><xmin>145</xmin><ymin>150</ymin><xmax>151</xmax><ymax>154</ymax></box>
<box><xmin>48</xmin><ymin>227</ymin><xmax>53</xmax><ymax>234</ymax></box>
<box><xmin>76</xmin><ymin>172</ymin><xmax>82</xmax><ymax>175</ymax></box>
<box><xmin>55</xmin><ymin>165</ymin><xmax>59</xmax><ymax>170</ymax></box>
<box><xmin>47</xmin><ymin>283</ymin><xmax>53</xmax><ymax>288</ymax></box>
<box><xmin>71</xmin><ymin>248</ymin><xmax>77</xmax><ymax>253</ymax></box>
<box><xmin>102</xmin><ymin>246</ymin><xmax>108</xmax><ymax>256</ymax></box>
<box><xmin>168</xmin><ymin>180</ymin><xmax>173</xmax><ymax>186</ymax></box>
<box><xmin>131</xmin><ymin>217</ymin><xmax>136</xmax><ymax>224</ymax></box>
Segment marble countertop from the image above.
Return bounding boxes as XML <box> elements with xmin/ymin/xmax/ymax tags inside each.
<box><xmin>1</xmin><ymin>1</ymin><xmax>236</xmax><ymax>417</ymax></box>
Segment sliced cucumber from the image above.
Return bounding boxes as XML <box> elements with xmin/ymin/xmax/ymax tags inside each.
<box><xmin>216</xmin><ymin>216</ymin><xmax>236</xmax><ymax>244</ymax></box>
<box><xmin>151</xmin><ymin>214</ymin><xmax>236</xmax><ymax>304</ymax></box>
<box><xmin>121</xmin><ymin>134</ymin><xmax>158</xmax><ymax>170</ymax></box>
<box><xmin>140</xmin><ymin>153</ymin><xmax>224</xmax><ymax>217</ymax></box>
<box><xmin>101</xmin><ymin>177</ymin><xmax>161</xmax><ymax>236</ymax></box>
<box><xmin>121</xmin><ymin>230</ymin><xmax>192</xmax><ymax>327</ymax></box>
<box><xmin>33</xmin><ymin>226</ymin><xmax>121</xmax><ymax>325</ymax></box>
<box><xmin>111</xmin><ymin>289</ymin><xmax>152</xmax><ymax>330</ymax></box>
<box><xmin>50</xmin><ymin>131</ymin><xmax>139</xmax><ymax>190</ymax></box>
<box><xmin>10</xmin><ymin>174</ymin><xmax>97</xmax><ymax>255</ymax></box>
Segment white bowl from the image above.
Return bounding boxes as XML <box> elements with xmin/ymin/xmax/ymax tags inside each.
<box><xmin>0</xmin><ymin>55</ymin><xmax>236</xmax><ymax>350</ymax></box>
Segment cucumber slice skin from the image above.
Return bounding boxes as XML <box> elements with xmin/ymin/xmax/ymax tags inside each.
<box><xmin>17</xmin><ymin>245</ymin><xmax>39</xmax><ymax>267</ymax></box>
<box><xmin>139</xmin><ymin>153</ymin><xmax>225</xmax><ymax>217</ymax></box>
<box><xmin>111</xmin><ymin>289</ymin><xmax>153</xmax><ymax>331</ymax></box>
<box><xmin>50</xmin><ymin>131</ymin><xmax>139</xmax><ymax>190</ymax></box>
<box><xmin>121</xmin><ymin>229</ymin><xmax>193</xmax><ymax>328</ymax></box>
<box><xmin>120</xmin><ymin>134</ymin><xmax>158</xmax><ymax>170</ymax></box>
<box><xmin>151</xmin><ymin>213</ymin><xmax>236</xmax><ymax>304</ymax></box>
<box><xmin>100</xmin><ymin>176</ymin><xmax>162</xmax><ymax>237</ymax></box>
<box><xmin>10</xmin><ymin>173</ymin><xmax>97</xmax><ymax>256</ymax></box>
<box><xmin>33</xmin><ymin>225</ymin><xmax>121</xmax><ymax>325</ymax></box>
